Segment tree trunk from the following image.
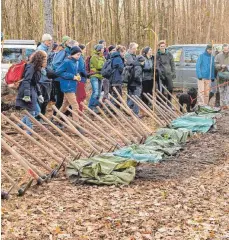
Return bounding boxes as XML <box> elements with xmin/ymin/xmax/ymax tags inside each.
<box><xmin>43</xmin><ymin>0</ymin><xmax>53</xmax><ymax>35</ymax></box>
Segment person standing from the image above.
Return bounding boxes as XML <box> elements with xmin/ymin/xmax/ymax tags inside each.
<box><xmin>156</xmin><ymin>40</ymin><xmax>176</xmax><ymax>106</ymax></box>
<box><xmin>141</xmin><ymin>46</ymin><xmax>154</xmax><ymax>106</ymax></box>
<box><xmin>88</xmin><ymin>44</ymin><xmax>105</xmax><ymax>113</ymax></box>
<box><xmin>196</xmin><ymin>44</ymin><xmax>215</xmax><ymax>105</ymax></box>
<box><xmin>99</xmin><ymin>40</ymin><xmax>108</xmax><ymax>59</ymax></box>
<box><xmin>215</xmin><ymin>44</ymin><xmax>229</xmax><ymax>109</ymax></box>
<box><xmin>16</xmin><ymin>51</ymin><xmax>47</xmax><ymax>134</ymax></box>
<box><xmin>55</xmin><ymin>46</ymin><xmax>82</xmax><ymax>122</ymax></box>
<box><xmin>109</xmin><ymin>45</ymin><xmax>126</xmax><ymax>105</ymax></box>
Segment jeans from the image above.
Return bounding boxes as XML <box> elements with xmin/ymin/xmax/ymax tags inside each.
<box><xmin>21</xmin><ymin>102</ymin><xmax>41</xmax><ymax>134</ymax></box>
<box><xmin>88</xmin><ymin>77</ymin><xmax>102</xmax><ymax>110</ymax></box>
<box><xmin>127</xmin><ymin>86</ymin><xmax>142</xmax><ymax>115</ymax></box>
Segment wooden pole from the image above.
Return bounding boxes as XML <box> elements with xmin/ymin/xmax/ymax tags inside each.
<box><xmin>38</xmin><ymin>113</ymin><xmax>88</xmax><ymax>157</ymax></box>
<box><xmin>25</xmin><ymin>110</ymin><xmax>79</xmax><ymax>158</ymax></box>
<box><xmin>1</xmin><ymin>139</ymin><xmax>43</xmax><ymax>184</ymax></box>
<box><xmin>2</xmin><ymin>114</ymin><xmax>63</xmax><ymax>165</ymax></box>
<box><xmin>52</xmin><ymin>106</ymin><xmax>100</xmax><ymax>154</ymax></box>
<box><xmin>11</xmin><ymin>113</ymin><xmax>66</xmax><ymax>159</ymax></box>
<box><xmin>112</xmin><ymin>87</ymin><xmax>153</xmax><ymax>134</ymax></box>
<box><xmin>161</xmin><ymin>85</ymin><xmax>186</xmax><ymax>114</ymax></box>
<box><xmin>67</xmin><ymin>107</ymin><xmax>119</xmax><ymax>147</ymax></box>
<box><xmin>82</xmin><ymin>103</ymin><xmax>132</xmax><ymax>145</ymax></box>
<box><xmin>104</xmin><ymin>99</ymin><xmax>143</xmax><ymax>139</ymax></box>
<box><xmin>2</xmin><ymin>132</ymin><xmax>52</xmax><ymax>172</ymax></box>
<box><xmin>108</xmin><ymin>93</ymin><xmax>148</xmax><ymax>137</ymax></box>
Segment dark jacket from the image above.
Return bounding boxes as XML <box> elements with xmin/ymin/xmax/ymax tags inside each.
<box><xmin>142</xmin><ymin>55</ymin><xmax>154</xmax><ymax>81</ymax></box>
<box><xmin>156</xmin><ymin>49</ymin><xmax>176</xmax><ymax>82</ymax></box>
<box><xmin>129</xmin><ymin>55</ymin><xmax>144</xmax><ymax>87</ymax></box>
<box><xmin>55</xmin><ymin>57</ymin><xmax>79</xmax><ymax>93</ymax></box>
<box><xmin>16</xmin><ymin>64</ymin><xmax>41</xmax><ymax>111</ymax></box>
<box><xmin>110</xmin><ymin>51</ymin><xmax>124</xmax><ymax>85</ymax></box>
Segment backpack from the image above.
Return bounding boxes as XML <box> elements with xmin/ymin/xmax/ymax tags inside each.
<box><xmin>5</xmin><ymin>61</ymin><xmax>26</xmax><ymax>89</ymax></box>
<box><xmin>122</xmin><ymin>65</ymin><xmax>135</xmax><ymax>84</ymax></box>
<box><xmin>101</xmin><ymin>59</ymin><xmax>113</xmax><ymax>79</ymax></box>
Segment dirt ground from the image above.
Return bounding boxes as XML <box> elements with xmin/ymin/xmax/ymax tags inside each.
<box><xmin>1</xmin><ymin>95</ymin><xmax>229</xmax><ymax>239</ymax></box>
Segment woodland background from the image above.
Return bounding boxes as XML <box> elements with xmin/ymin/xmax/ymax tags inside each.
<box><xmin>2</xmin><ymin>0</ymin><xmax>229</xmax><ymax>48</ymax></box>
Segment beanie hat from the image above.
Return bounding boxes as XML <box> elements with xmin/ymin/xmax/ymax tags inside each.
<box><xmin>52</xmin><ymin>42</ymin><xmax>58</xmax><ymax>51</ymax></box>
<box><xmin>79</xmin><ymin>44</ymin><xmax>86</xmax><ymax>50</ymax></box>
<box><xmin>108</xmin><ymin>45</ymin><xmax>116</xmax><ymax>52</ymax></box>
<box><xmin>94</xmin><ymin>44</ymin><xmax>104</xmax><ymax>52</ymax></box>
<box><xmin>70</xmin><ymin>46</ymin><xmax>82</xmax><ymax>55</ymax></box>
<box><xmin>99</xmin><ymin>40</ymin><xmax>105</xmax><ymax>44</ymax></box>
<box><xmin>62</xmin><ymin>36</ymin><xmax>71</xmax><ymax>44</ymax></box>
<box><xmin>206</xmin><ymin>44</ymin><xmax>212</xmax><ymax>50</ymax></box>
<box><xmin>142</xmin><ymin>46</ymin><xmax>151</xmax><ymax>55</ymax></box>
<box><xmin>42</xmin><ymin>34</ymin><xmax>52</xmax><ymax>41</ymax></box>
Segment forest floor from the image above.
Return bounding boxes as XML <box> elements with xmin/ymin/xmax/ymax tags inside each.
<box><xmin>1</xmin><ymin>92</ymin><xmax>229</xmax><ymax>240</ymax></box>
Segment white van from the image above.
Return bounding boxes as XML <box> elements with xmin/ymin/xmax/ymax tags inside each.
<box><xmin>1</xmin><ymin>39</ymin><xmax>36</xmax><ymax>95</ymax></box>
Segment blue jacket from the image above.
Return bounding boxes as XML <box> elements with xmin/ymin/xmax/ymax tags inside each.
<box><xmin>78</xmin><ymin>55</ymin><xmax>87</xmax><ymax>83</ymax></box>
<box><xmin>196</xmin><ymin>51</ymin><xmax>215</xmax><ymax>80</ymax></box>
<box><xmin>55</xmin><ymin>58</ymin><xmax>79</xmax><ymax>93</ymax></box>
<box><xmin>52</xmin><ymin>50</ymin><xmax>67</xmax><ymax>71</ymax></box>
<box><xmin>37</xmin><ymin>43</ymin><xmax>49</xmax><ymax>53</ymax></box>
<box><xmin>110</xmin><ymin>52</ymin><xmax>124</xmax><ymax>85</ymax></box>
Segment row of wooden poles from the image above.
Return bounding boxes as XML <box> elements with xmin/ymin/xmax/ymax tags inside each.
<box><xmin>1</xmin><ymin>87</ymin><xmax>185</xmax><ymax>198</ymax></box>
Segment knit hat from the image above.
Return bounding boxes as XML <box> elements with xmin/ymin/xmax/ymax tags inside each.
<box><xmin>62</xmin><ymin>36</ymin><xmax>71</xmax><ymax>44</ymax></box>
<box><xmin>70</xmin><ymin>46</ymin><xmax>82</xmax><ymax>55</ymax></box>
<box><xmin>42</xmin><ymin>34</ymin><xmax>52</xmax><ymax>41</ymax></box>
<box><xmin>206</xmin><ymin>44</ymin><xmax>212</xmax><ymax>50</ymax></box>
<box><xmin>108</xmin><ymin>45</ymin><xmax>116</xmax><ymax>52</ymax></box>
<box><xmin>79</xmin><ymin>44</ymin><xmax>86</xmax><ymax>50</ymax></box>
<box><xmin>142</xmin><ymin>46</ymin><xmax>151</xmax><ymax>55</ymax></box>
<box><xmin>94</xmin><ymin>44</ymin><xmax>104</xmax><ymax>52</ymax></box>
<box><xmin>99</xmin><ymin>40</ymin><xmax>105</xmax><ymax>44</ymax></box>
<box><xmin>52</xmin><ymin>42</ymin><xmax>58</xmax><ymax>51</ymax></box>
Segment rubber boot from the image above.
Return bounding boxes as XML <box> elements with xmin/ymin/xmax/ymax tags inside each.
<box><xmin>208</xmin><ymin>92</ymin><xmax>214</xmax><ymax>105</ymax></box>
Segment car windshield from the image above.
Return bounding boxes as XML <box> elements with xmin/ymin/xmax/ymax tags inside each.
<box><xmin>167</xmin><ymin>47</ymin><xmax>182</xmax><ymax>62</ymax></box>
<box><xmin>184</xmin><ymin>47</ymin><xmax>205</xmax><ymax>63</ymax></box>
<box><xmin>1</xmin><ymin>48</ymin><xmax>35</xmax><ymax>64</ymax></box>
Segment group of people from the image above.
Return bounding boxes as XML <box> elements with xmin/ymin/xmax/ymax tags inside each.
<box><xmin>15</xmin><ymin>32</ymin><xmax>228</xmax><ymax>133</ymax></box>
<box><xmin>196</xmin><ymin>43</ymin><xmax>229</xmax><ymax>108</ymax></box>
<box><xmin>16</xmin><ymin>34</ymin><xmax>176</xmax><ymax>132</ymax></box>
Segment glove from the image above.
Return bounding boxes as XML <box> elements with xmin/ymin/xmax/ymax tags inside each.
<box><xmin>38</xmin><ymin>95</ymin><xmax>44</xmax><ymax>104</ymax></box>
<box><xmin>22</xmin><ymin>96</ymin><xmax>31</xmax><ymax>102</ymax></box>
<box><xmin>199</xmin><ymin>78</ymin><xmax>202</xmax><ymax>80</ymax></box>
<box><xmin>74</xmin><ymin>74</ymin><xmax>81</xmax><ymax>82</ymax></box>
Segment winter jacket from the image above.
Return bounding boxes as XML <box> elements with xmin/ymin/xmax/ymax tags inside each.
<box><xmin>156</xmin><ymin>49</ymin><xmax>176</xmax><ymax>81</ymax></box>
<box><xmin>52</xmin><ymin>50</ymin><xmax>68</xmax><ymax>71</ymax></box>
<box><xmin>78</xmin><ymin>55</ymin><xmax>87</xmax><ymax>83</ymax></box>
<box><xmin>128</xmin><ymin>55</ymin><xmax>144</xmax><ymax>87</ymax></box>
<box><xmin>142</xmin><ymin>55</ymin><xmax>154</xmax><ymax>81</ymax></box>
<box><xmin>110</xmin><ymin>51</ymin><xmax>124</xmax><ymax>85</ymax></box>
<box><xmin>37</xmin><ymin>43</ymin><xmax>49</xmax><ymax>53</ymax></box>
<box><xmin>196</xmin><ymin>51</ymin><xmax>215</xmax><ymax>80</ymax></box>
<box><xmin>16</xmin><ymin>64</ymin><xmax>41</xmax><ymax>111</ymax></box>
<box><xmin>124</xmin><ymin>51</ymin><xmax>137</xmax><ymax>66</ymax></box>
<box><xmin>215</xmin><ymin>52</ymin><xmax>229</xmax><ymax>70</ymax></box>
<box><xmin>90</xmin><ymin>50</ymin><xmax>105</xmax><ymax>80</ymax></box>
<box><xmin>55</xmin><ymin>57</ymin><xmax>79</xmax><ymax>93</ymax></box>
